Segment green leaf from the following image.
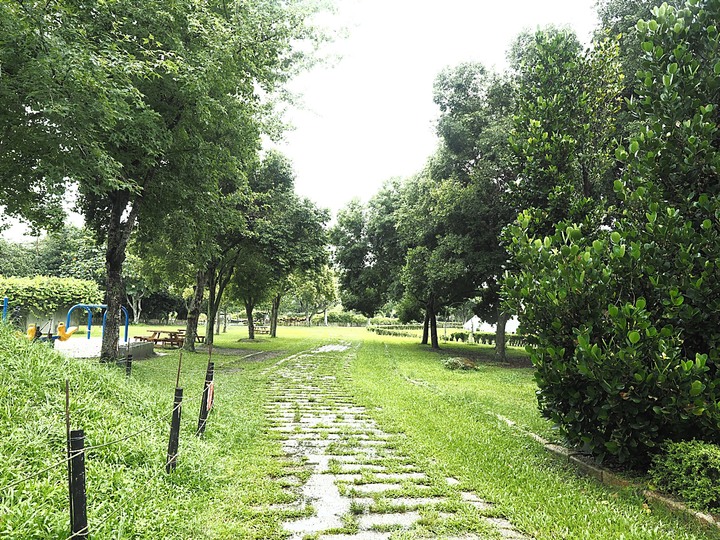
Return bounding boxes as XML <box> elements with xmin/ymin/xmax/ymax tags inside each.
<box><xmin>636</xmin><ymin>298</ymin><xmax>646</xmax><ymax>310</ymax></box>
<box><xmin>690</xmin><ymin>380</ymin><xmax>705</xmax><ymax>397</ymax></box>
<box><xmin>628</xmin><ymin>331</ymin><xmax>641</xmax><ymax>344</ymax></box>
<box><xmin>610</xmin><ymin>231</ymin><xmax>621</xmax><ymax>244</ymax></box>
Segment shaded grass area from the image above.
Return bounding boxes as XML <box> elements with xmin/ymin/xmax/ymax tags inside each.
<box><xmin>348</xmin><ymin>336</ymin><xmax>720</xmax><ymax>540</ymax></box>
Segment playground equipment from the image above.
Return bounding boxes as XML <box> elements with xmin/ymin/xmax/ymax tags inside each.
<box><xmin>24</xmin><ymin>321</ymin><xmax>79</xmax><ymax>343</ymax></box>
<box><xmin>66</xmin><ymin>303</ymin><xmax>129</xmax><ymax>343</ymax></box>
<box><xmin>57</xmin><ymin>322</ymin><xmax>79</xmax><ymax>341</ymax></box>
<box><xmin>25</xmin><ymin>322</ymin><xmax>78</xmax><ymax>342</ymax></box>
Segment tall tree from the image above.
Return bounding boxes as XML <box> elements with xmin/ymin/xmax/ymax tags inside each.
<box><xmin>331</xmin><ymin>181</ymin><xmax>406</xmax><ymax>318</ymax></box>
<box><xmin>508</xmin><ymin>26</ymin><xmax>623</xmax><ymax>232</ymax></box>
<box><xmin>1</xmin><ymin>0</ymin><xmax>328</xmax><ymax>361</ymax></box>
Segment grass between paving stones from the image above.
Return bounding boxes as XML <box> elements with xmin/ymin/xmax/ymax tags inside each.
<box><xmin>347</xmin><ymin>335</ymin><xmax>720</xmax><ymax>540</ymax></box>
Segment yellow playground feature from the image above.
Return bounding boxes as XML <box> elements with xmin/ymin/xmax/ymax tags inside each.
<box><xmin>57</xmin><ymin>322</ymin><xmax>79</xmax><ymax>341</ymax></box>
<box><xmin>25</xmin><ymin>323</ymin><xmax>78</xmax><ymax>342</ymax></box>
<box><xmin>26</xmin><ymin>324</ymin><xmax>39</xmax><ymax>340</ymax></box>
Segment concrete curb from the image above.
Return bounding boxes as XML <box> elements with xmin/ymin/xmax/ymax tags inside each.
<box><xmin>536</xmin><ymin>433</ymin><xmax>719</xmax><ymax>529</ymax></box>
<box><xmin>400</xmin><ymin>371</ymin><xmax>720</xmax><ymax>530</ymax></box>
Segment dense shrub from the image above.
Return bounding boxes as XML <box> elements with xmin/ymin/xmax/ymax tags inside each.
<box><xmin>650</xmin><ymin>440</ymin><xmax>720</xmax><ymax>511</ymax></box>
<box><xmin>367</xmin><ymin>327</ymin><xmax>417</xmax><ymax>338</ymax></box>
<box><xmin>369</xmin><ymin>316</ymin><xmax>400</xmax><ymax>326</ymax></box>
<box><xmin>506</xmin><ymin>217</ymin><xmax>720</xmax><ymax>465</ymax></box>
<box><xmin>0</xmin><ymin>276</ymin><xmax>102</xmax><ymax>319</ymax></box>
<box><xmin>504</xmin><ymin>1</ymin><xmax>720</xmax><ymax>466</ymax></box>
<box><xmin>326</xmin><ymin>311</ymin><xmax>368</xmax><ymax>326</ymax></box>
<box><xmin>450</xmin><ymin>331</ymin><xmax>469</xmax><ymax>342</ymax></box>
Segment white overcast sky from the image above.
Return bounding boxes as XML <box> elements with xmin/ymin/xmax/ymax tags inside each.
<box><xmin>278</xmin><ymin>0</ymin><xmax>599</xmax><ymax>217</ymax></box>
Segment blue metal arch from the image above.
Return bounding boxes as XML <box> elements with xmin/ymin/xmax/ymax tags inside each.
<box><xmin>66</xmin><ymin>304</ymin><xmax>129</xmax><ymax>342</ymax></box>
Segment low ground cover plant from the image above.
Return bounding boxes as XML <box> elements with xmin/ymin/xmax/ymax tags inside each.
<box><xmin>650</xmin><ymin>440</ymin><xmax>720</xmax><ymax>512</ymax></box>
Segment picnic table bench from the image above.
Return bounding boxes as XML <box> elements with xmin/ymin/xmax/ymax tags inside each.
<box><xmin>134</xmin><ymin>329</ymin><xmax>205</xmax><ymax>346</ymax></box>
<box><xmin>255</xmin><ymin>326</ymin><xmax>270</xmax><ymax>335</ymax></box>
<box><xmin>135</xmin><ymin>330</ymin><xmax>184</xmax><ymax>348</ymax></box>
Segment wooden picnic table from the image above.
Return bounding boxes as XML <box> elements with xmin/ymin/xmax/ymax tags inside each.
<box><xmin>143</xmin><ymin>329</ymin><xmax>185</xmax><ymax>348</ymax></box>
<box><xmin>176</xmin><ymin>329</ymin><xmax>206</xmax><ymax>343</ymax></box>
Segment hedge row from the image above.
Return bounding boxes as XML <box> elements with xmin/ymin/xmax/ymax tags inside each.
<box><xmin>443</xmin><ymin>331</ymin><xmax>526</xmax><ymax>347</ymax></box>
<box><xmin>0</xmin><ymin>276</ymin><xmax>102</xmax><ymax>318</ymax></box>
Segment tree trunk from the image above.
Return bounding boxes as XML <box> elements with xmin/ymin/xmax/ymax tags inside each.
<box><xmin>205</xmin><ymin>260</ymin><xmax>234</xmax><ymax>346</ymax></box>
<box><xmin>126</xmin><ymin>293</ymin><xmax>143</xmax><ymax>325</ymax></box>
<box><xmin>100</xmin><ymin>196</ymin><xmax>137</xmax><ymax>363</ymax></box>
<box><xmin>222</xmin><ymin>307</ymin><xmax>228</xmax><ymax>333</ymax></box>
<box><xmin>495</xmin><ymin>311</ymin><xmax>509</xmax><ymax>362</ymax></box>
<box><xmin>205</xmin><ymin>267</ymin><xmax>217</xmax><ymax>347</ymax></box>
<box><xmin>421</xmin><ymin>306</ymin><xmax>429</xmax><ymax>345</ymax></box>
<box><xmin>183</xmin><ymin>269</ymin><xmax>206</xmax><ymax>352</ymax></box>
<box><xmin>429</xmin><ymin>298</ymin><xmax>439</xmax><ymax>349</ymax></box>
<box><xmin>324</xmin><ymin>308</ymin><xmax>328</xmax><ymax>326</ymax></box>
<box><xmin>245</xmin><ymin>301</ymin><xmax>255</xmax><ymax>340</ymax></box>
<box><xmin>270</xmin><ymin>294</ymin><xmax>281</xmax><ymax>338</ymax></box>
<box><xmin>102</xmin><ymin>257</ymin><xmax>124</xmax><ymax>362</ymax></box>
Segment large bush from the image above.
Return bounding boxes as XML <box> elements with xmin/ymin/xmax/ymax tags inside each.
<box><xmin>505</xmin><ymin>214</ymin><xmax>720</xmax><ymax>465</ymax></box>
<box><xmin>504</xmin><ymin>0</ymin><xmax>720</xmax><ymax>465</ymax></box>
<box><xmin>0</xmin><ymin>276</ymin><xmax>102</xmax><ymax>318</ymax></box>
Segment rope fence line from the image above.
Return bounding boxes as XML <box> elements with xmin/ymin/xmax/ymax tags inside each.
<box><xmin>2</xmin><ymin>339</ymin><xmax>253</xmax><ymax>538</ymax></box>
<box><xmin>3</xmin><ymin>454</ymin><xmax>76</xmax><ymax>491</ymax></box>
<box><xmin>1</xmin><ymin>385</ymin><xmax>211</xmax><ymax>493</ymax></box>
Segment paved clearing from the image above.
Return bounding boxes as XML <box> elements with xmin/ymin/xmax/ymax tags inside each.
<box><xmin>263</xmin><ymin>344</ymin><xmax>533</xmax><ymax>540</ymax></box>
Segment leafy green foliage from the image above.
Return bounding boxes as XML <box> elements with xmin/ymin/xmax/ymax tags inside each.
<box><xmin>503</xmin><ymin>0</ymin><xmax>720</xmax><ymax>466</ymax></box>
<box><xmin>505</xmin><ymin>213</ymin><xmax>720</xmax><ymax>465</ymax></box>
<box><xmin>509</xmin><ymin>27</ymin><xmax>623</xmax><ymax>231</ymax></box>
<box><xmin>0</xmin><ymin>276</ymin><xmax>101</xmax><ymax>319</ymax></box>
<box><xmin>650</xmin><ymin>440</ymin><xmax>720</xmax><ymax>511</ymax></box>
<box><xmin>331</xmin><ymin>185</ymin><xmax>406</xmax><ymax>318</ymax></box>
<box><xmin>325</xmin><ymin>311</ymin><xmax>368</xmax><ymax>326</ymax></box>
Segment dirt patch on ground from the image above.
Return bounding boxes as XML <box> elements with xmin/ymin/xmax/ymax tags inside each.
<box><xmin>210</xmin><ymin>349</ymin><xmax>286</xmax><ymax>373</ymax></box>
<box><xmin>196</xmin><ymin>346</ymin><xmax>285</xmax><ymax>361</ymax></box>
<box><xmin>433</xmin><ymin>347</ymin><xmax>533</xmax><ymax>369</ymax></box>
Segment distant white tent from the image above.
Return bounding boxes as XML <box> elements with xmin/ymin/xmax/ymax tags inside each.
<box><xmin>463</xmin><ymin>316</ymin><xmax>519</xmax><ymax>334</ymax></box>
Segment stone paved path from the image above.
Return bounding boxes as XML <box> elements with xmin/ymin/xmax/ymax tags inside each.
<box><xmin>264</xmin><ymin>344</ymin><xmax>534</xmax><ymax>540</ymax></box>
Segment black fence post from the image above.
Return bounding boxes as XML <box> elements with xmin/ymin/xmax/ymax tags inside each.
<box><xmin>166</xmin><ymin>387</ymin><xmax>183</xmax><ymax>473</ymax></box>
<box><xmin>68</xmin><ymin>429</ymin><xmax>88</xmax><ymax>539</ymax></box>
<box><xmin>196</xmin><ymin>362</ymin><xmax>214</xmax><ymax>436</ymax></box>
<box><xmin>125</xmin><ymin>354</ymin><xmax>133</xmax><ymax>377</ymax></box>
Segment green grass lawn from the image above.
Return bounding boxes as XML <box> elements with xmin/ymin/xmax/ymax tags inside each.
<box><xmin>2</xmin><ymin>324</ymin><xmax>719</xmax><ymax>539</ymax></box>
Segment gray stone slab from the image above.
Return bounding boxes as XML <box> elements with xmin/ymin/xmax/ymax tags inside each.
<box><xmin>373</xmin><ymin>472</ymin><xmax>427</xmax><ymax>481</ymax></box>
<box><xmin>283</xmin><ymin>474</ymin><xmax>350</xmax><ymax>534</ymax></box>
<box><xmin>379</xmin><ymin>497</ymin><xmax>447</xmax><ymax>507</ymax></box>
<box><xmin>358</xmin><ymin>511</ymin><xmax>420</xmax><ymax>529</ymax></box>
<box><xmin>486</xmin><ymin>517</ymin><xmax>529</xmax><ymax>539</ymax></box>
<box><xmin>351</xmin><ymin>483</ymin><xmax>402</xmax><ymax>494</ymax></box>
